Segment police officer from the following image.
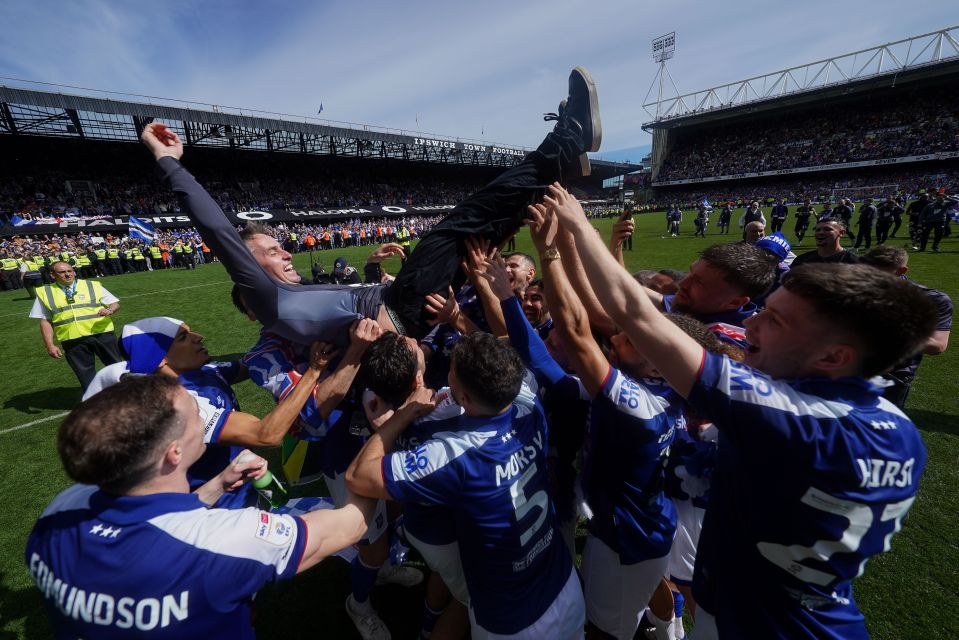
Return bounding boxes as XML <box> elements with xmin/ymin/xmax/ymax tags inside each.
<box><xmin>181</xmin><ymin>239</ymin><xmax>196</xmax><ymax>269</ymax></box>
<box><xmin>0</xmin><ymin>251</ymin><xmax>22</xmax><ymax>291</ymax></box>
<box><xmin>29</xmin><ymin>261</ymin><xmax>122</xmax><ymax>390</ymax></box>
<box><xmin>20</xmin><ymin>254</ymin><xmax>45</xmax><ymax>298</ymax></box>
<box><xmin>149</xmin><ymin>242</ymin><xmax>164</xmax><ymax>270</ymax></box>
<box><xmin>106</xmin><ymin>244</ymin><xmax>122</xmax><ymax>275</ymax></box>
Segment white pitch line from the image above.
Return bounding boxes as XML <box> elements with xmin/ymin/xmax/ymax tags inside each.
<box><xmin>0</xmin><ymin>411</ymin><xmax>69</xmax><ymax>435</ymax></box>
<box><xmin>0</xmin><ymin>280</ymin><xmax>232</xmax><ymax>318</ymax></box>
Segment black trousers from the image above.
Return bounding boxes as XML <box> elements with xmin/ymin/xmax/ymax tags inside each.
<box><xmin>919</xmin><ymin>223</ymin><xmax>944</xmax><ymax>251</ymax></box>
<box><xmin>875</xmin><ymin>222</ymin><xmax>891</xmax><ymax>245</ymax></box>
<box><xmin>162</xmin><ymin>125</ymin><xmax>582</xmax><ymax>343</ymax></box>
<box><xmin>383</xmin><ymin>128</ymin><xmax>582</xmax><ymax>338</ymax></box>
<box><xmin>853</xmin><ymin>224</ymin><xmax>873</xmax><ymax>249</ymax></box>
<box><xmin>62</xmin><ymin>332</ymin><xmax>123</xmax><ymax>391</ymax></box>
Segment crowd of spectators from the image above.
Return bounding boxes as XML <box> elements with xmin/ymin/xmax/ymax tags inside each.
<box><xmin>656</xmin><ymin>88</ymin><xmax>959</xmax><ymax>182</ymax></box>
<box><xmin>646</xmin><ymin>165</ymin><xmax>959</xmax><ymax>210</ymax></box>
<box><xmin>0</xmin><ymin>171</ymin><xmax>475</xmax><ymax>226</ymax></box>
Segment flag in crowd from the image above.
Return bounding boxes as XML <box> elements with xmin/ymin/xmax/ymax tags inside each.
<box><xmin>128</xmin><ymin>215</ymin><xmax>156</xmax><ymax>244</ymax></box>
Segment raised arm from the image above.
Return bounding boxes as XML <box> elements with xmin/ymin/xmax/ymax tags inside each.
<box><xmin>526</xmin><ymin>204</ymin><xmax>609</xmax><ymax>397</ymax></box>
<box><xmin>142</xmin><ymin>123</ymin><xmax>281</xmax><ymax>327</ymax></box>
<box><xmin>345</xmin><ymin>386</ymin><xmax>436</xmax><ymax>500</ymax></box>
<box><xmin>546</xmin><ymin>184</ymin><xmax>703</xmax><ymax>398</ymax></box>
<box><xmin>220</xmin><ymin>341</ymin><xmax>336</xmax><ymax>446</ymax></box>
<box><xmin>476</xmin><ymin>247</ymin><xmax>568</xmax><ymax>387</ymax></box>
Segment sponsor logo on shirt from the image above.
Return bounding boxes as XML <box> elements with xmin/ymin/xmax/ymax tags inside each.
<box><xmin>254</xmin><ymin>512</ymin><xmax>294</xmax><ymax>546</ymax></box>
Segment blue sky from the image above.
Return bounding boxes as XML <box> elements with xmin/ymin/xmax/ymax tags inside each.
<box><xmin>0</xmin><ymin>1</ymin><xmax>953</xmax><ymax>162</ymax></box>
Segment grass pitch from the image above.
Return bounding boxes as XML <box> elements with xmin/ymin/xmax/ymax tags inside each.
<box><xmin>0</xmin><ymin>212</ymin><xmax>956</xmax><ymax>639</ymax></box>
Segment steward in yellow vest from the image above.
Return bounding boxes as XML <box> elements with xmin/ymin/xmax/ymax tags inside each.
<box><xmin>30</xmin><ymin>263</ymin><xmax>122</xmax><ymax>390</ymax></box>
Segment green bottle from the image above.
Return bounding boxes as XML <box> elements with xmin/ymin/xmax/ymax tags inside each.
<box><xmin>253</xmin><ymin>471</ymin><xmax>289</xmax><ymax>509</ymax></box>
<box><xmin>238</xmin><ymin>454</ymin><xmax>289</xmax><ymax>509</ymax></box>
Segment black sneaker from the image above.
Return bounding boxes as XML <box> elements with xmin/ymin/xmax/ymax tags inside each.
<box><xmin>566</xmin><ymin>66</ymin><xmax>602</xmax><ymax>153</ymax></box>
<box><xmin>544</xmin><ymin>67</ymin><xmax>602</xmax><ymax>176</ymax></box>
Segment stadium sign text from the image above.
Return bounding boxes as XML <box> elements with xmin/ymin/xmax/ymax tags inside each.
<box><xmin>652</xmin><ymin>151</ymin><xmax>959</xmax><ymax>186</ymax></box>
<box><xmin>1</xmin><ymin>206</ymin><xmax>458</xmax><ymax>236</ymax></box>
<box><xmin>414</xmin><ymin>137</ymin><xmax>525</xmax><ymax>157</ymax></box>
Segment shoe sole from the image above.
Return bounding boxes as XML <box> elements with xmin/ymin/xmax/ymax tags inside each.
<box><xmin>571</xmin><ymin>66</ymin><xmax>602</xmax><ymax>152</ymax></box>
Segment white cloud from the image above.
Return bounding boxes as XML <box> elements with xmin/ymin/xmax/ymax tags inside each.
<box><xmin>0</xmin><ymin>0</ymin><xmax>954</xmax><ymax>150</ymax></box>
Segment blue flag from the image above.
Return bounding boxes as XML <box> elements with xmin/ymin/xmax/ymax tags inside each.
<box><xmin>10</xmin><ymin>214</ymin><xmax>35</xmax><ymax>226</ymax></box>
<box><xmin>128</xmin><ymin>216</ymin><xmax>156</xmax><ymax>244</ymax></box>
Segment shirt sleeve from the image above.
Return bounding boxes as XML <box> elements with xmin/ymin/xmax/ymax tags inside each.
<box><xmin>383</xmin><ymin>437</ymin><xmax>466</xmax><ymax>506</ymax></box>
<box><xmin>151</xmin><ymin>507</ymin><xmax>307</xmax><ymax>602</ymax></box>
<box><xmin>187</xmin><ymin>388</ymin><xmax>234</xmax><ymax>444</ymax></box>
<box><xmin>99</xmin><ymin>288</ymin><xmax>119</xmax><ymax>304</ymax></box>
<box><xmin>28</xmin><ymin>297</ymin><xmax>50</xmax><ymax>319</ymax></box>
<box><xmin>687</xmin><ymin>351</ymin><xmax>823</xmax><ymax>451</ymax></box>
<box><xmin>501</xmin><ymin>297</ymin><xmax>567</xmax><ymax>386</ymax></box>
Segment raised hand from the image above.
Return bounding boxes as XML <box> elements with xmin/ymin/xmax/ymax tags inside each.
<box><xmin>478</xmin><ymin>250</ymin><xmax>515</xmax><ymax>302</ymax></box>
<box><xmin>308</xmin><ymin>341</ymin><xmax>340</xmax><ymax>372</ymax></box>
<box><xmin>424</xmin><ymin>286</ymin><xmax>461</xmax><ymax>326</ymax></box>
<box><xmin>543</xmin><ymin>182</ymin><xmax>587</xmax><ymax>228</ymax></box>
<box><xmin>610</xmin><ymin>218</ymin><xmax>635</xmax><ymax>248</ymax></box>
<box><xmin>346</xmin><ymin>318</ymin><xmax>382</xmax><ymax>357</ymax></box>
<box><xmin>140</xmin><ymin>122</ymin><xmax>184</xmax><ymax>161</ymax></box>
<box><xmin>400</xmin><ymin>384</ymin><xmax>436</xmax><ymax>418</ymax></box>
<box><xmin>525</xmin><ymin>203</ymin><xmax>558</xmax><ymax>252</ymax></box>
<box><xmin>367</xmin><ymin>242</ymin><xmax>405</xmax><ymax>264</ymax></box>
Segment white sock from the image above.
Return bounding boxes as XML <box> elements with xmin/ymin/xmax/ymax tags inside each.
<box><xmin>672</xmin><ymin>614</ymin><xmax>686</xmax><ymax>639</ymax></box>
<box><xmin>646</xmin><ymin>610</ymin><xmax>676</xmax><ymax>640</ymax></box>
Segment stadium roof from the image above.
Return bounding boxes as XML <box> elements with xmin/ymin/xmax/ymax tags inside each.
<box><xmin>0</xmin><ymin>82</ymin><xmax>635</xmax><ymax>177</ymax></box>
<box><xmin>643</xmin><ymin>25</ymin><xmax>959</xmax><ymax>130</ymax></box>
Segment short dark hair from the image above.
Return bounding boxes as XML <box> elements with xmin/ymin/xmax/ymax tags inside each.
<box><xmin>58</xmin><ymin>375</ymin><xmax>185</xmax><ymax>494</ymax></box>
<box><xmin>699</xmin><ymin>243</ymin><xmax>778</xmax><ymax>299</ymax></box>
<box><xmin>526</xmin><ymin>278</ymin><xmax>545</xmax><ymax>292</ymax></box>
<box><xmin>665</xmin><ymin>313</ymin><xmax>722</xmax><ymax>352</ymax></box>
<box><xmin>361</xmin><ymin>332</ymin><xmax>418</xmax><ymax>407</ymax></box>
<box><xmin>657</xmin><ymin>269</ymin><xmax>687</xmax><ymax>281</ymax></box>
<box><xmin>451</xmin><ymin>332</ymin><xmax>524</xmax><ymax>413</ymax></box>
<box><xmin>781</xmin><ymin>264</ymin><xmax>938</xmax><ymax>377</ymax></box>
<box><xmin>860</xmin><ymin>246</ymin><xmax>908</xmax><ymax>272</ymax></box>
<box><xmin>239</xmin><ymin>222</ymin><xmax>274</xmax><ymax>244</ymax></box>
<box><xmin>818</xmin><ymin>217</ymin><xmax>848</xmax><ymax>233</ymax></box>
<box><xmin>504</xmin><ymin>252</ymin><xmax>536</xmax><ymax>271</ymax></box>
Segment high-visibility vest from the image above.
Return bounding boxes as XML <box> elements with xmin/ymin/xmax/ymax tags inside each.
<box><xmin>94</xmin><ymin>249</ymin><xmax>106</xmax><ymax>260</ymax></box>
<box><xmin>107</xmin><ymin>248</ymin><xmax>120</xmax><ymax>259</ymax></box>
<box><xmin>133</xmin><ymin>250</ymin><xmax>145</xmax><ymax>261</ymax></box>
<box><xmin>150</xmin><ymin>246</ymin><xmax>162</xmax><ymax>259</ymax></box>
<box><xmin>34</xmin><ymin>255</ymin><xmax>47</xmax><ymax>267</ymax></box>
<box><xmin>182</xmin><ymin>244</ymin><xmax>193</xmax><ymax>254</ymax></box>
<box><xmin>22</xmin><ymin>258</ymin><xmax>41</xmax><ymax>273</ymax></box>
<box><xmin>172</xmin><ymin>244</ymin><xmax>183</xmax><ymax>254</ymax></box>
<box><xmin>0</xmin><ymin>258</ymin><xmax>18</xmax><ymax>271</ymax></box>
<box><xmin>37</xmin><ymin>280</ymin><xmax>114</xmax><ymax>343</ymax></box>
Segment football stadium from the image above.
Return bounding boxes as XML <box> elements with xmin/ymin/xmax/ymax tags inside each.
<box><xmin>1</xmin><ymin>14</ymin><xmax>956</xmax><ymax>640</ymax></box>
